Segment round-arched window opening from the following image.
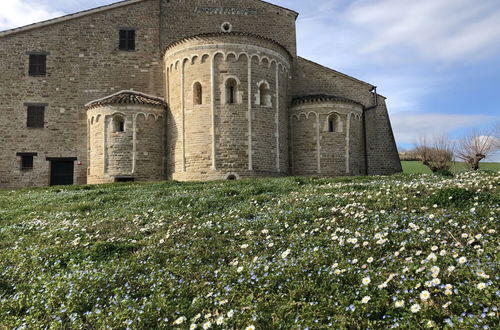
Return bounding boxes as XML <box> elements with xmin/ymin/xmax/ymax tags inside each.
<box><xmin>226</xmin><ymin>174</ymin><xmax>237</xmax><ymax>180</ymax></box>
<box><xmin>112</xmin><ymin>116</ymin><xmax>125</xmax><ymax>132</ymax></box>
<box><xmin>221</xmin><ymin>22</ymin><xmax>233</xmax><ymax>33</ymax></box>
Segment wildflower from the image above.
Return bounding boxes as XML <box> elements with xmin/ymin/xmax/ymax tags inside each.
<box><xmin>411</xmin><ymin>304</ymin><xmax>421</xmax><ymax>313</ymax></box>
<box><xmin>367</xmin><ymin>257</ymin><xmax>374</xmax><ymax>263</ymax></box>
<box><xmin>477</xmin><ymin>283</ymin><xmax>487</xmax><ymax>290</ymax></box>
<box><xmin>227</xmin><ymin>310</ymin><xmax>234</xmax><ymax>318</ymax></box>
<box><xmin>420</xmin><ymin>290</ymin><xmax>431</xmax><ymax>301</ymax></box>
<box><xmin>458</xmin><ymin>257</ymin><xmax>467</xmax><ymax>265</ymax></box>
<box><xmin>281</xmin><ymin>249</ymin><xmax>291</xmax><ymax>259</ymax></box>
<box><xmin>362</xmin><ymin>277</ymin><xmax>371</xmax><ymax>285</ymax></box>
<box><xmin>237</xmin><ymin>266</ymin><xmax>244</xmax><ymax>273</ymax></box>
<box><xmin>173</xmin><ymin>316</ymin><xmax>186</xmax><ymax>325</ymax></box>
<box><xmin>202</xmin><ymin>321</ymin><xmax>212</xmax><ymax>329</ymax></box>
<box><xmin>241</xmin><ymin>244</ymin><xmax>249</xmax><ymax>249</ymax></box>
<box><xmin>395</xmin><ymin>300</ymin><xmax>405</xmax><ymax>308</ymax></box>
<box><xmin>190</xmin><ymin>324</ymin><xmax>197</xmax><ymax>330</ymax></box>
<box><xmin>442</xmin><ymin>302</ymin><xmax>452</xmax><ymax>309</ymax></box>
<box><xmin>245</xmin><ymin>326</ymin><xmax>256</xmax><ymax>330</ymax></box>
<box><xmin>361</xmin><ymin>296</ymin><xmax>371</xmax><ymax>303</ymax></box>
<box><xmin>216</xmin><ymin>316</ymin><xmax>224</xmax><ymax>325</ymax></box>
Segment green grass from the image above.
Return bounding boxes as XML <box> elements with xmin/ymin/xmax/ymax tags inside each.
<box><xmin>402</xmin><ymin>161</ymin><xmax>500</xmax><ymax>174</ymax></box>
<box><xmin>0</xmin><ymin>173</ymin><xmax>499</xmax><ymax>328</ymax></box>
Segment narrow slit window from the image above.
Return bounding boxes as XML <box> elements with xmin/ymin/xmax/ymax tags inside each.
<box><xmin>328</xmin><ymin>118</ymin><xmax>335</xmax><ymax>132</ymax></box>
<box><xmin>259</xmin><ymin>82</ymin><xmax>271</xmax><ymax>107</ymax></box>
<box><xmin>327</xmin><ymin>114</ymin><xmax>341</xmax><ymax>133</ymax></box>
<box><xmin>119</xmin><ymin>29</ymin><xmax>136</xmax><ymax>51</ymax></box>
<box><xmin>226</xmin><ymin>78</ymin><xmax>237</xmax><ymax>104</ymax></box>
<box><xmin>193</xmin><ymin>82</ymin><xmax>202</xmax><ymax>105</ymax></box>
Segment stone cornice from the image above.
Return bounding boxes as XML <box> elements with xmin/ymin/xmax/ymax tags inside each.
<box><xmin>164</xmin><ymin>32</ymin><xmax>293</xmax><ymax>61</ymax></box>
<box><xmin>292</xmin><ymin>94</ymin><xmax>363</xmax><ymax>107</ymax></box>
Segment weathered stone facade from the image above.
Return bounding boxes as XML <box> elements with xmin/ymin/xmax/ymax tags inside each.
<box><xmin>0</xmin><ymin>0</ymin><xmax>401</xmax><ymax>188</ymax></box>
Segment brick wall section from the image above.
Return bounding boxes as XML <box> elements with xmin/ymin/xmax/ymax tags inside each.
<box><xmin>0</xmin><ymin>0</ymin><xmax>163</xmax><ymax>188</ymax></box>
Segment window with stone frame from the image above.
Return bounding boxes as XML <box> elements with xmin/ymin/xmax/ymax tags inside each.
<box><xmin>28</xmin><ymin>54</ymin><xmax>46</xmax><ymax>76</ymax></box>
<box><xmin>225</xmin><ymin>78</ymin><xmax>238</xmax><ymax>104</ymax></box>
<box><xmin>119</xmin><ymin>29</ymin><xmax>136</xmax><ymax>51</ymax></box>
<box><xmin>17</xmin><ymin>152</ymin><xmax>37</xmax><ymax>171</ymax></box>
<box><xmin>193</xmin><ymin>82</ymin><xmax>203</xmax><ymax>105</ymax></box>
<box><xmin>26</xmin><ymin>105</ymin><xmax>45</xmax><ymax>128</ymax></box>
<box><xmin>259</xmin><ymin>82</ymin><xmax>272</xmax><ymax>107</ymax></box>
<box><xmin>112</xmin><ymin>116</ymin><xmax>125</xmax><ymax>132</ymax></box>
<box><xmin>327</xmin><ymin>114</ymin><xmax>342</xmax><ymax>133</ymax></box>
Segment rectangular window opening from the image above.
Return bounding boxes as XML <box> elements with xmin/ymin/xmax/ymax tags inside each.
<box><xmin>115</xmin><ymin>177</ymin><xmax>135</xmax><ymax>183</ymax></box>
<box><xmin>29</xmin><ymin>54</ymin><xmax>46</xmax><ymax>76</ymax></box>
<box><xmin>17</xmin><ymin>153</ymin><xmax>37</xmax><ymax>171</ymax></box>
<box><xmin>27</xmin><ymin>106</ymin><xmax>45</xmax><ymax>128</ymax></box>
<box><xmin>119</xmin><ymin>29</ymin><xmax>136</xmax><ymax>51</ymax></box>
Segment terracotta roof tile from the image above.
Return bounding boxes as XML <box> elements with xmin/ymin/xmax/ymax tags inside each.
<box><xmin>85</xmin><ymin>90</ymin><xmax>167</xmax><ymax>110</ymax></box>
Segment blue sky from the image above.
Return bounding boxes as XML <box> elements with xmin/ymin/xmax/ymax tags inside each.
<box><xmin>1</xmin><ymin>0</ymin><xmax>499</xmax><ymax>158</ymax></box>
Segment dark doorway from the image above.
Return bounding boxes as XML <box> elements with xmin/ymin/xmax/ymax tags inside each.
<box><xmin>49</xmin><ymin>158</ymin><xmax>75</xmax><ymax>186</ymax></box>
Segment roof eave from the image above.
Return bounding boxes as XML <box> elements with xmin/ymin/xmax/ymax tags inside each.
<box><xmin>0</xmin><ymin>0</ymin><xmax>146</xmax><ymax>38</ymax></box>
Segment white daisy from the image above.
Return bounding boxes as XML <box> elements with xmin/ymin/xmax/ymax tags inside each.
<box><xmin>420</xmin><ymin>290</ymin><xmax>431</xmax><ymax>301</ymax></box>
<box><xmin>410</xmin><ymin>304</ymin><xmax>421</xmax><ymax>313</ymax></box>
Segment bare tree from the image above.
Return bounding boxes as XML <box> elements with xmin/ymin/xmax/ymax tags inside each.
<box><xmin>415</xmin><ymin>135</ymin><xmax>454</xmax><ymax>174</ymax></box>
<box><xmin>456</xmin><ymin>131</ymin><xmax>495</xmax><ymax>171</ymax></box>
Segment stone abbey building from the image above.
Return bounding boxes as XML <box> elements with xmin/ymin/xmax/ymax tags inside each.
<box><xmin>0</xmin><ymin>0</ymin><xmax>401</xmax><ymax>188</ymax></box>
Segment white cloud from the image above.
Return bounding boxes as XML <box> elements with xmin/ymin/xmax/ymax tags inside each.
<box><xmin>391</xmin><ymin>112</ymin><xmax>497</xmax><ymax>144</ymax></box>
<box><xmin>346</xmin><ymin>0</ymin><xmax>500</xmax><ymax>63</ymax></box>
<box><xmin>0</xmin><ymin>0</ymin><xmax>64</xmax><ymax>31</ymax></box>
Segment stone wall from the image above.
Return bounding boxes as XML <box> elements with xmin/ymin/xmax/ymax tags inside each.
<box><xmin>160</xmin><ymin>0</ymin><xmax>298</xmax><ymax>56</ymax></box>
<box><xmin>164</xmin><ymin>33</ymin><xmax>291</xmax><ymax>181</ymax></box>
<box><xmin>87</xmin><ymin>104</ymin><xmax>165</xmax><ymax>184</ymax></box>
<box><xmin>364</xmin><ymin>96</ymin><xmax>402</xmax><ymax>175</ymax></box>
<box><xmin>0</xmin><ymin>0</ymin><xmax>402</xmax><ymax>188</ymax></box>
<box><xmin>0</xmin><ymin>0</ymin><xmax>163</xmax><ymax>188</ymax></box>
<box><xmin>290</xmin><ymin>101</ymin><xmax>364</xmax><ymax>176</ymax></box>
<box><xmin>292</xmin><ymin>57</ymin><xmax>401</xmax><ymax>176</ymax></box>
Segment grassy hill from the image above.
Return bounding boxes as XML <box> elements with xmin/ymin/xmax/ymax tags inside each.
<box><xmin>402</xmin><ymin>161</ymin><xmax>500</xmax><ymax>174</ymax></box>
<box><xmin>0</xmin><ymin>172</ymin><xmax>499</xmax><ymax>328</ymax></box>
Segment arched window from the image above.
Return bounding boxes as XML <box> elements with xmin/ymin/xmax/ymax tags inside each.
<box><xmin>327</xmin><ymin>114</ymin><xmax>341</xmax><ymax>133</ymax></box>
<box><xmin>259</xmin><ymin>82</ymin><xmax>271</xmax><ymax>107</ymax></box>
<box><xmin>226</xmin><ymin>78</ymin><xmax>237</xmax><ymax>104</ymax></box>
<box><xmin>193</xmin><ymin>82</ymin><xmax>202</xmax><ymax>105</ymax></box>
<box><xmin>112</xmin><ymin>116</ymin><xmax>125</xmax><ymax>132</ymax></box>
